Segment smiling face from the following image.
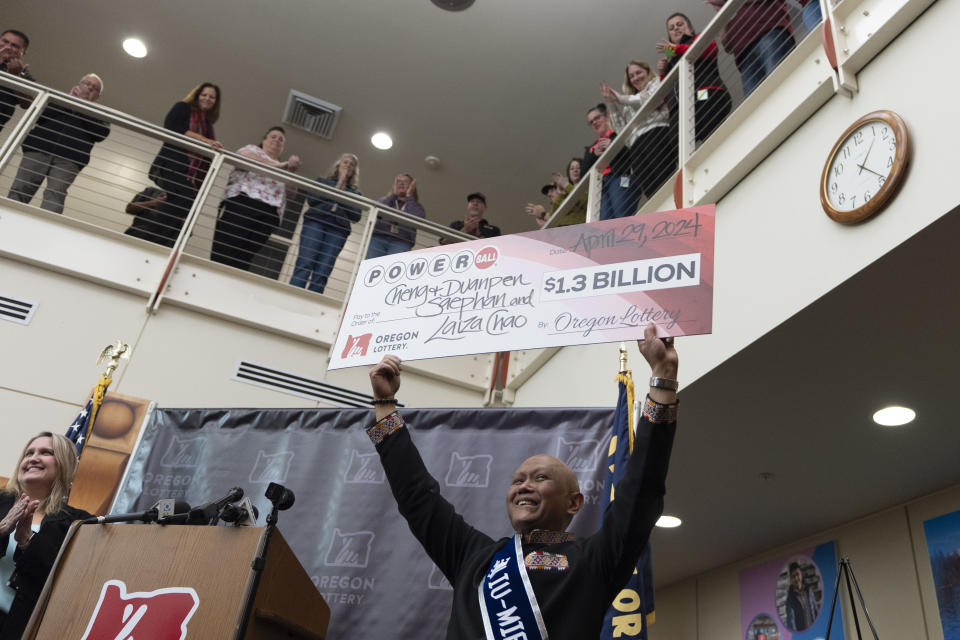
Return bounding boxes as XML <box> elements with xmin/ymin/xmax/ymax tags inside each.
<box><xmin>667</xmin><ymin>14</ymin><xmax>694</xmax><ymax>44</ymax></box>
<box><xmin>18</xmin><ymin>435</ymin><xmax>58</xmax><ymax>493</ymax></box>
<box><xmin>0</xmin><ymin>31</ymin><xmax>27</xmax><ymax>62</ymax></box>
<box><xmin>261</xmin><ymin>128</ymin><xmax>286</xmax><ymax>159</ymax></box>
<box><xmin>628</xmin><ymin>64</ymin><xmax>649</xmax><ymax>93</ymax></box>
<box><xmin>506</xmin><ymin>454</ymin><xmax>583</xmax><ymax>534</ymax></box>
<box><xmin>587</xmin><ymin>108</ymin><xmax>609</xmax><ymax>136</ymax></box>
<box><xmin>197</xmin><ymin>85</ymin><xmax>218</xmax><ymax>112</ymax></box>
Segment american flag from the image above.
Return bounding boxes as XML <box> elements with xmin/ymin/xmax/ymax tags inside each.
<box><xmin>65</xmin><ymin>374</ymin><xmax>110</xmax><ymax>457</ymax></box>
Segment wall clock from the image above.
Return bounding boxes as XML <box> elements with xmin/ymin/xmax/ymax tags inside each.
<box><xmin>820</xmin><ymin>110</ymin><xmax>909</xmax><ymax>224</ymax></box>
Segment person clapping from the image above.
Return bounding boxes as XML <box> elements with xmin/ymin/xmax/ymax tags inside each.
<box><xmin>0</xmin><ymin>433</ymin><xmax>90</xmax><ymax>639</ymax></box>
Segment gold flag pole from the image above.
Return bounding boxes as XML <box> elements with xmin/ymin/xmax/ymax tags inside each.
<box><xmin>79</xmin><ymin>341</ymin><xmax>131</xmax><ymax>455</ymax></box>
<box><xmin>618</xmin><ymin>342</ymin><xmax>628</xmax><ymax>374</ymax></box>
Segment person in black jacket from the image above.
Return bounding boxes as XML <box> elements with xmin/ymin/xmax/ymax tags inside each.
<box><xmin>125</xmin><ymin>82</ymin><xmax>223</xmax><ymax>247</ymax></box>
<box><xmin>7</xmin><ymin>73</ymin><xmax>109</xmax><ymax>214</ymax></box>
<box><xmin>364</xmin><ymin>322</ymin><xmax>678</xmax><ymax>639</ymax></box>
<box><xmin>0</xmin><ymin>433</ymin><xmax>90</xmax><ymax>639</ymax></box>
<box><xmin>449</xmin><ymin>192</ymin><xmax>501</xmax><ymax>239</ymax></box>
<box><xmin>581</xmin><ymin>104</ymin><xmax>634</xmax><ymax>220</ymax></box>
<box><xmin>656</xmin><ymin>13</ymin><xmax>732</xmax><ymax>144</ymax></box>
<box><xmin>0</xmin><ymin>29</ymin><xmax>34</xmax><ymax>130</ymax></box>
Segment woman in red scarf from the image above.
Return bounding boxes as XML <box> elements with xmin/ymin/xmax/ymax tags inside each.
<box><xmin>125</xmin><ymin>82</ymin><xmax>223</xmax><ymax>247</ymax></box>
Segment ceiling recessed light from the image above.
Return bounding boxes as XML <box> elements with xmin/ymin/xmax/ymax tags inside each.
<box><xmin>656</xmin><ymin>515</ymin><xmax>681</xmax><ymax>528</ymax></box>
<box><xmin>371</xmin><ymin>132</ymin><xmax>393</xmax><ymax>150</ymax></box>
<box><xmin>873</xmin><ymin>406</ymin><xmax>915</xmax><ymax>426</ymax></box>
<box><xmin>122</xmin><ymin>38</ymin><xmax>147</xmax><ymax>58</ymax></box>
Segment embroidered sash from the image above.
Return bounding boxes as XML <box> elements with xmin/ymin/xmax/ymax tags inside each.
<box><xmin>478</xmin><ymin>534</ymin><xmax>548</xmax><ymax>640</ymax></box>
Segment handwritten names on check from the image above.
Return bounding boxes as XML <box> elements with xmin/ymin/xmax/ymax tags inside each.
<box><xmin>329</xmin><ymin>206</ymin><xmax>715</xmax><ymax>369</ymax></box>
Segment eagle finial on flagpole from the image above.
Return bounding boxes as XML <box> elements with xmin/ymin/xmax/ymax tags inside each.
<box><xmin>97</xmin><ymin>340</ymin><xmax>131</xmax><ymax>377</ymax></box>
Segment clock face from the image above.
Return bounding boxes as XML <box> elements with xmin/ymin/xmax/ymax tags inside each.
<box><xmin>825</xmin><ymin>120</ymin><xmax>897</xmax><ymax>212</ymax></box>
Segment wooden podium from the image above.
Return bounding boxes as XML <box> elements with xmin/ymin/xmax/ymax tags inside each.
<box><xmin>23</xmin><ymin>523</ymin><xmax>330</xmax><ymax>639</ymax></box>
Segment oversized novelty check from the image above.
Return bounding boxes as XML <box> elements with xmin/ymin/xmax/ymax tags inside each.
<box><xmin>328</xmin><ymin>205</ymin><xmax>714</xmax><ymax>369</ymax></box>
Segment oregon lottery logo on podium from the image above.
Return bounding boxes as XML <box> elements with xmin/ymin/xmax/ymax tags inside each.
<box><xmin>80</xmin><ymin>580</ymin><xmax>199</xmax><ymax>640</ymax></box>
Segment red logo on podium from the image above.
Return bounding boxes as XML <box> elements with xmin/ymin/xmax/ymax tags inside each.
<box><xmin>80</xmin><ymin>580</ymin><xmax>199</xmax><ymax>640</ymax></box>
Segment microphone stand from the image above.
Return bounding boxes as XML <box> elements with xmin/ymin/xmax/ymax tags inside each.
<box><xmin>825</xmin><ymin>557</ymin><xmax>879</xmax><ymax>639</ymax></box>
<box><xmin>233</xmin><ymin>499</ymin><xmax>280</xmax><ymax>640</ymax></box>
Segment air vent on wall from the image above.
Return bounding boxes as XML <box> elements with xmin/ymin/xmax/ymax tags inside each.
<box><xmin>281</xmin><ymin>90</ymin><xmax>342</xmax><ymax>139</ymax></box>
<box><xmin>0</xmin><ymin>293</ymin><xmax>37</xmax><ymax>325</ymax></box>
<box><xmin>233</xmin><ymin>361</ymin><xmax>401</xmax><ymax>408</ymax></box>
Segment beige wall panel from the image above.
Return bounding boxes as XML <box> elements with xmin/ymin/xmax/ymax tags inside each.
<box><xmin>0</xmin><ymin>387</ymin><xmax>81</xmax><ymax>472</ymax></box>
<box><xmin>649</xmin><ymin>578</ymin><xmax>698</xmax><ymax>640</ymax></box>
<box><xmin>831</xmin><ymin>506</ymin><xmax>927</xmax><ymax>639</ymax></box>
<box><xmin>0</xmin><ymin>257</ymin><xmax>150</xmax><ymax>401</ymax></box>
<box><xmin>695</xmin><ymin>567</ymin><xmax>742</xmax><ymax>639</ymax></box>
<box><xmin>115</xmin><ymin>304</ymin><xmax>328</xmax><ymax>407</ymax></box>
<box><xmin>908</xmin><ymin>484</ymin><xmax>960</xmax><ymax>640</ymax></box>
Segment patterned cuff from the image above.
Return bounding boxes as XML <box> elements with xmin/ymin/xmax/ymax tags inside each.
<box><xmin>642</xmin><ymin>395</ymin><xmax>679</xmax><ymax>424</ymax></box>
<box><xmin>366</xmin><ymin>410</ymin><xmax>405</xmax><ymax>445</ymax></box>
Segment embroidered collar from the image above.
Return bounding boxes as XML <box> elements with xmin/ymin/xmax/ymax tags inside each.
<box><xmin>522</xmin><ymin>529</ymin><xmax>576</xmax><ymax>544</ymax></box>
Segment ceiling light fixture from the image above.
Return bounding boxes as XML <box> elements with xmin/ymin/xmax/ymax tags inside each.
<box><xmin>872</xmin><ymin>406</ymin><xmax>916</xmax><ymax>426</ymax></box>
<box><xmin>431</xmin><ymin>0</ymin><xmax>476</xmax><ymax>11</ymax></box>
<box><xmin>656</xmin><ymin>515</ymin><xmax>681</xmax><ymax>528</ymax></box>
<box><xmin>371</xmin><ymin>132</ymin><xmax>393</xmax><ymax>150</ymax></box>
<box><xmin>122</xmin><ymin>38</ymin><xmax>148</xmax><ymax>58</ymax></box>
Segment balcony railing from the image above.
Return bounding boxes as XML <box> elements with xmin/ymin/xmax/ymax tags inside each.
<box><xmin>0</xmin><ymin>0</ymin><xmax>933</xmax><ymax>390</ymax></box>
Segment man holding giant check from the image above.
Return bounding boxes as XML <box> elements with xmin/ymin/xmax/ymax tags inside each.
<box><xmin>364</xmin><ymin>322</ymin><xmax>677</xmax><ymax>639</ymax></box>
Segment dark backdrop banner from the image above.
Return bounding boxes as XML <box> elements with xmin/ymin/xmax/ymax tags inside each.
<box><xmin>113</xmin><ymin>407</ymin><xmax>616</xmax><ymax>638</ymax></box>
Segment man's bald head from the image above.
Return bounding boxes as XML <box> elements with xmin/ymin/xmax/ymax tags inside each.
<box><xmin>506</xmin><ymin>454</ymin><xmax>584</xmax><ymax>534</ymax></box>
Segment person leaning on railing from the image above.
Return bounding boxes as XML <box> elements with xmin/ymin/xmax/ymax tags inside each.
<box><xmin>656</xmin><ymin>12</ymin><xmax>731</xmax><ymax>144</ymax></box>
<box><xmin>601</xmin><ymin>60</ymin><xmax>676</xmax><ymax>205</ymax></box>
<box><xmin>290</xmin><ymin>153</ymin><xmax>362</xmax><ymax>294</ymax></box>
<box><xmin>211</xmin><ymin>126</ymin><xmax>301</xmax><ymax>272</ymax></box>
<box><xmin>7</xmin><ymin>74</ymin><xmax>109</xmax><ymax>215</ymax></box>
<box><xmin>0</xmin><ymin>433</ymin><xmax>91</xmax><ymax>639</ymax></box>
<box><xmin>125</xmin><ymin>82</ymin><xmax>223</xmax><ymax>247</ymax></box>
<box><xmin>367</xmin><ymin>173</ymin><xmax>427</xmax><ymax>259</ymax></box>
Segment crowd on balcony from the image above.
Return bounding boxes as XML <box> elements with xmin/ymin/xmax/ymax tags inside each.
<box><xmin>0</xmin><ymin>1</ymin><xmax>822</xmax><ymax>292</ymax></box>
<box><xmin>526</xmin><ymin>0</ymin><xmax>822</xmax><ymax>223</ymax></box>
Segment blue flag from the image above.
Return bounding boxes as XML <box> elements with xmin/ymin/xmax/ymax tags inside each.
<box><xmin>65</xmin><ymin>374</ymin><xmax>111</xmax><ymax>457</ymax></box>
<box><xmin>599</xmin><ymin>371</ymin><xmax>655</xmax><ymax>639</ymax></box>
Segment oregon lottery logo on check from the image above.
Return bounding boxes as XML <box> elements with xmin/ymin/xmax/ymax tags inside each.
<box><xmin>329</xmin><ymin>205</ymin><xmax>714</xmax><ymax>369</ymax></box>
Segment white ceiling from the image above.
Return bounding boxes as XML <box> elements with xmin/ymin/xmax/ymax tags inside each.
<box><xmin>8</xmin><ymin>0</ymin><xmax>959</xmax><ymax>590</ymax></box>
<box><xmin>4</xmin><ymin>0</ymin><xmax>717</xmax><ymax>235</ymax></box>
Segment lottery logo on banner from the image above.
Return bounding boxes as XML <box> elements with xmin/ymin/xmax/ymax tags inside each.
<box><xmin>329</xmin><ymin>206</ymin><xmax>715</xmax><ymax>369</ymax></box>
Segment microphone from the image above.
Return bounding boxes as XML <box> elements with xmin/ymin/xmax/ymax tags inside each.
<box><xmin>219</xmin><ymin>496</ymin><xmax>259</xmax><ymax>526</ymax></box>
<box><xmin>187</xmin><ymin>487</ymin><xmax>245</xmax><ymax>525</ymax></box>
<box><xmin>82</xmin><ymin>499</ymin><xmax>191</xmax><ymax>525</ymax></box>
<box><xmin>265</xmin><ymin>482</ymin><xmax>295</xmax><ymax>511</ymax></box>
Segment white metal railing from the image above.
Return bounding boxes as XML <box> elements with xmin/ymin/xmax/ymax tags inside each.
<box><xmin>0</xmin><ymin>73</ymin><xmax>472</xmax><ymax>324</ymax></box>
